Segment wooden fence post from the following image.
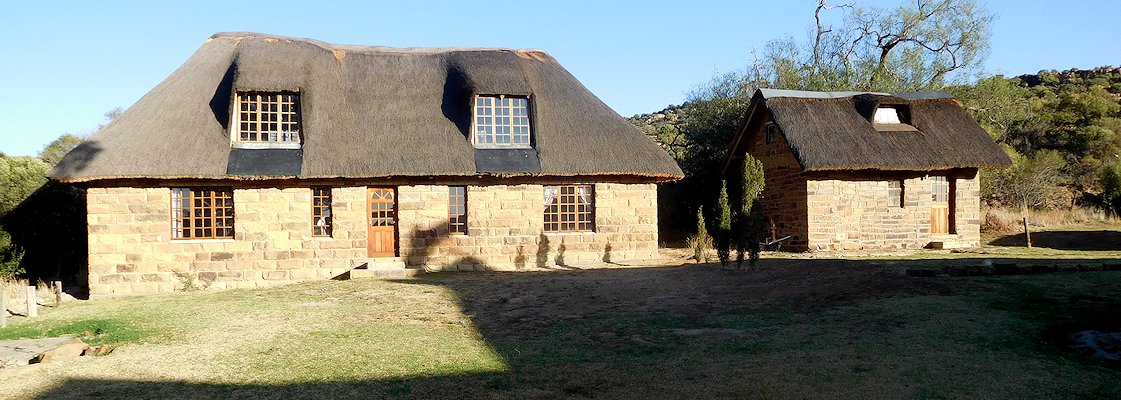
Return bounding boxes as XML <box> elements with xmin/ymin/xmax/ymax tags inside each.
<box><xmin>54</xmin><ymin>281</ymin><xmax>63</xmax><ymax>307</ymax></box>
<box><xmin>26</xmin><ymin>286</ymin><xmax>38</xmax><ymax>318</ymax></box>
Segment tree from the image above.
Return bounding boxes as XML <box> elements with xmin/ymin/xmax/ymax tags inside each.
<box><xmin>0</xmin><ymin>156</ymin><xmax>50</xmax><ymax>278</ymax></box>
<box><xmin>859</xmin><ymin>0</ymin><xmax>992</xmax><ymax>89</ymax></box>
<box><xmin>949</xmin><ymin>76</ymin><xmax>1034</xmax><ymax>142</ymax></box>
<box><xmin>0</xmin><ymin>156</ymin><xmax>50</xmax><ymax>217</ymax></box>
<box><xmin>986</xmin><ymin>150</ymin><xmax>1066</xmax><ymax>246</ymax></box>
<box><xmin>103</xmin><ymin>107</ymin><xmax>124</xmax><ymax>123</ymax></box>
<box><xmin>39</xmin><ymin>134</ymin><xmax>84</xmax><ymax>166</ymax></box>
<box><xmin>745</xmin><ymin>0</ymin><xmax>992</xmax><ymax>92</ymax></box>
<box><xmin>715</xmin><ymin>181</ymin><xmax>732</xmax><ymax>267</ymax></box>
<box><xmin>736</xmin><ymin>156</ymin><xmax>766</xmax><ymax>269</ymax></box>
<box><xmin>1102</xmin><ymin>162</ymin><xmax>1121</xmax><ymax>215</ymax></box>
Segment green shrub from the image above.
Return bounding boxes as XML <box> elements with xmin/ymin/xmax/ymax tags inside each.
<box><xmin>715</xmin><ymin>181</ymin><xmax>732</xmax><ymax>267</ymax></box>
<box><xmin>1102</xmin><ymin>162</ymin><xmax>1121</xmax><ymax>215</ymax></box>
<box><xmin>0</xmin><ymin>230</ymin><xmax>24</xmax><ymax>279</ymax></box>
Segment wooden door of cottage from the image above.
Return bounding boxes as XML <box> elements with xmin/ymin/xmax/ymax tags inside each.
<box><xmin>930</xmin><ymin>176</ymin><xmax>950</xmax><ymax>234</ymax></box>
<box><xmin>367</xmin><ymin>187</ymin><xmax>398</xmax><ymax>257</ymax></box>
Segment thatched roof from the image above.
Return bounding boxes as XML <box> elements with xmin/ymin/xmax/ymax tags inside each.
<box><xmin>725</xmin><ymin>89</ymin><xmax>1011</xmax><ymax>173</ymax></box>
<box><xmin>51</xmin><ymin>32</ymin><xmax>682</xmax><ymax>183</ymax></box>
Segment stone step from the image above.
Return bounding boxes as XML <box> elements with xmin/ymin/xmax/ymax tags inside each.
<box><xmin>927</xmin><ymin>241</ymin><xmax>970</xmax><ymax>249</ymax></box>
<box><xmin>349</xmin><ymin>267</ymin><xmax>425</xmax><ymax>280</ymax></box>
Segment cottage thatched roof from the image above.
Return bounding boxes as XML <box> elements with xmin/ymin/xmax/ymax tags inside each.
<box><xmin>51</xmin><ymin>32</ymin><xmax>683</xmax><ymax>183</ymax></box>
<box><xmin>725</xmin><ymin>89</ymin><xmax>1011</xmax><ymax>173</ymax></box>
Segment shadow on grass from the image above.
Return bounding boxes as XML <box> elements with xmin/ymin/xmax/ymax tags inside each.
<box><xmin>989</xmin><ymin>230</ymin><xmax>1121</xmax><ymax>251</ymax></box>
<box><xmin>27</xmin><ymin>257</ymin><xmax>1121</xmax><ymax>399</ymax></box>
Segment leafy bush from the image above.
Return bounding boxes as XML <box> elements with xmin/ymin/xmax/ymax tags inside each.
<box><xmin>0</xmin><ymin>230</ymin><xmax>24</xmax><ymax>279</ymax></box>
<box><xmin>1102</xmin><ymin>162</ymin><xmax>1121</xmax><ymax>215</ymax></box>
<box><xmin>715</xmin><ymin>181</ymin><xmax>732</xmax><ymax>267</ymax></box>
<box><xmin>735</xmin><ymin>156</ymin><xmax>766</xmax><ymax>269</ymax></box>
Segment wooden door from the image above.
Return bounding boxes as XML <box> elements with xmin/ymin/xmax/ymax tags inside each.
<box><xmin>367</xmin><ymin>187</ymin><xmax>397</xmax><ymax>257</ymax></box>
<box><xmin>930</xmin><ymin>176</ymin><xmax>949</xmax><ymax>234</ymax></box>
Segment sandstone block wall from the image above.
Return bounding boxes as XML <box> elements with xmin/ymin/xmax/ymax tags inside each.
<box><xmin>399</xmin><ymin>183</ymin><xmax>659</xmax><ymax>271</ymax></box>
<box><xmin>86</xmin><ymin>183</ymin><xmax>659</xmax><ymax>296</ymax></box>
<box><xmin>87</xmin><ymin>187</ymin><xmax>367</xmax><ymax>296</ymax></box>
<box><xmin>748</xmin><ymin>116</ymin><xmax>809</xmax><ymax>249</ymax></box>
<box><xmin>805</xmin><ymin>171</ymin><xmax>981</xmax><ymax>251</ymax></box>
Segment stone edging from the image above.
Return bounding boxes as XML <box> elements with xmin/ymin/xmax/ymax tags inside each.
<box><xmin>905</xmin><ymin>262</ymin><xmax>1121</xmax><ymax>277</ymax></box>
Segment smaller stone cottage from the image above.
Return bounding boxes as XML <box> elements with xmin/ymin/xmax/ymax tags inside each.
<box><xmin>49</xmin><ymin>33</ymin><xmax>682</xmax><ymax>296</ymax></box>
<box><xmin>723</xmin><ymin>89</ymin><xmax>1011</xmax><ymax>251</ymax></box>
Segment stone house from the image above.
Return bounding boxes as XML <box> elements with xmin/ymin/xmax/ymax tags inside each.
<box><xmin>50</xmin><ymin>33</ymin><xmax>682</xmax><ymax>296</ymax></box>
<box><xmin>722</xmin><ymin>89</ymin><xmax>1011</xmax><ymax>251</ymax></box>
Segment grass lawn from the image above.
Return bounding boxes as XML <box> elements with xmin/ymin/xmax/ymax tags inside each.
<box><xmin>3</xmin><ymin>255</ymin><xmax>1121</xmax><ymax>399</ymax></box>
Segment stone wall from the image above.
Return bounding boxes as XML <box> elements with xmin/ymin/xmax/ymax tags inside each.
<box><xmin>746</xmin><ymin>115</ymin><xmax>809</xmax><ymax>249</ymax></box>
<box><xmin>86</xmin><ymin>183</ymin><xmax>659</xmax><ymax>296</ymax></box>
<box><xmin>951</xmin><ymin>171</ymin><xmax>982</xmax><ymax>247</ymax></box>
<box><xmin>805</xmin><ymin>170</ymin><xmax>981</xmax><ymax>251</ymax></box>
<box><xmin>398</xmin><ymin>183</ymin><xmax>659</xmax><ymax>271</ymax></box>
<box><xmin>87</xmin><ymin>187</ymin><xmax>368</xmax><ymax>296</ymax></box>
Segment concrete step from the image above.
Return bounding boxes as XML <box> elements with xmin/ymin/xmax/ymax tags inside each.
<box><xmin>349</xmin><ymin>267</ymin><xmax>425</xmax><ymax>280</ymax></box>
<box><xmin>365</xmin><ymin>257</ymin><xmax>406</xmax><ymax>270</ymax></box>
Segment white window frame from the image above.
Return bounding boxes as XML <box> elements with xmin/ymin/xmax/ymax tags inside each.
<box><xmin>471</xmin><ymin>95</ymin><xmax>533</xmax><ymax>149</ymax></box>
<box><xmin>230</xmin><ymin>90</ymin><xmax>303</xmax><ymax>149</ymax></box>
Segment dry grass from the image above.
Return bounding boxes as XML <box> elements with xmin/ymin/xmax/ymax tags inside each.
<box><xmin>2</xmin><ymin>263</ymin><xmax>1120</xmax><ymax>399</ymax></box>
<box><xmin>982</xmin><ymin>206</ymin><xmax>1118</xmax><ymax>233</ymax></box>
<box><xmin>2</xmin><ymin>278</ymin><xmax>57</xmax><ymax>314</ymax></box>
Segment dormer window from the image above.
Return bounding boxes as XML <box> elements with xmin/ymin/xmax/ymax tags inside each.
<box><xmin>871</xmin><ymin>104</ymin><xmax>917</xmax><ymax>132</ymax></box>
<box><xmin>472</xmin><ymin>95</ymin><xmax>531</xmax><ymax>149</ymax></box>
<box><xmin>873</xmin><ymin>107</ymin><xmax>902</xmax><ymax>124</ymax></box>
<box><xmin>233</xmin><ymin>91</ymin><xmax>301</xmax><ymax>148</ymax></box>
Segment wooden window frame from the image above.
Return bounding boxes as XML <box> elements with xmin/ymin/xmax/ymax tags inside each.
<box><xmin>930</xmin><ymin>176</ymin><xmax>949</xmax><ymax>203</ymax></box>
<box><xmin>472</xmin><ymin>95</ymin><xmax>532</xmax><ymax>149</ymax></box>
<box><xmin>888</xmin><ymin>180</ymin><xmax>905</xmax><ymax>208</ymax></box>
<box><xmin>544</xmin><ymin>184</ymin><xmax>595</xmax><ymax>233</ymax></box>
<box><xmin>764</xmin><ymin>123</ymin><xmax>778</xmax><ymax>145</ymax></box>
<box><xmin>312</xmin><ymin>188</ymin><xmax>333</xmax><ymax>238</ymax></box>
<box><xmin>232</xmin><ymin>91</ymin><xmax>302</xmax><ymax>149</ymax></box>
<box><xmin>171</xmin><ymin>187</ymin><xmax>235</xmax><ymax>240</ymax></box>
<box><xmin>448</xmin><ymin>186</ymin><xmax>468</xmax><ymax>235</ymax></box>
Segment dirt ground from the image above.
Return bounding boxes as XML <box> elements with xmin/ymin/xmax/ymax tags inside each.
<box><xmin>431</xmin><ymin>255</ymin><xmax>950</xmax><ymax>341</ymax></box>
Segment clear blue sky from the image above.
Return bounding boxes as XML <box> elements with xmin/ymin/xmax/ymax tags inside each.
<box><xmin>1</xmin><ymin>0</ymin><xmax>1118</xmax><ymax>156</ymax></box>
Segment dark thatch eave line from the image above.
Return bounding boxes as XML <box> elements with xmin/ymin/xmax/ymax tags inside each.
<box><xmin>50</xmin><ymin>32</ymin><xmax>683</xmax><ymax>183</ymax></box>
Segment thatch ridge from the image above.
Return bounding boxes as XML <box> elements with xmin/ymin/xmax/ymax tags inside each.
<box><xmin>52</xmin><ymin>32</ymin><xmax>683</xmax><ymax>183</ymax></box>
<box><xmin>732</xmin><ymin>89</ymin><xmax>1011</xmax><ymax>172</ymax></box>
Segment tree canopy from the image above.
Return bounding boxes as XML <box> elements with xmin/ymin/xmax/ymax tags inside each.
<box><xmin>38</xmin><ymin>134</ymin><xmax>84</xmax><ymax>166</ymax></box>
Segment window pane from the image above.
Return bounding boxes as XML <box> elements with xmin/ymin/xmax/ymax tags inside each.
<box><xmin>449</xmin><ymin>186</ymin><xmax>468</xmax><ymax>235</ymax></box>
<box><xmin>172</xmin><ymin>188</ymin><xmax>234</xmax><ymax>240</ymax></box>
<box><xmin>543</xmin><ymin>185</ymin><xmax>594</xmax><ymax>233</ymax></box>
<box><xmin>312</xmin><ymin>188</ymin><xmax>333</xmax><ymax>237</ymax></box>
<box><xmin>473</xmin><ymin>95</ymin><xmax>531</xmax><ymax>148</ymax></box>
<box><xmin>236</xmin><ymin>92</ymin><xmax>300</xmax><ymax>144</ymax></box>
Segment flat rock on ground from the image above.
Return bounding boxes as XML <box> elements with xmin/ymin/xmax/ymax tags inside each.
<box><xmin>0</xmin><ymin>337</ymin><xmax>85</xmax><ymax>368</ymax></box>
